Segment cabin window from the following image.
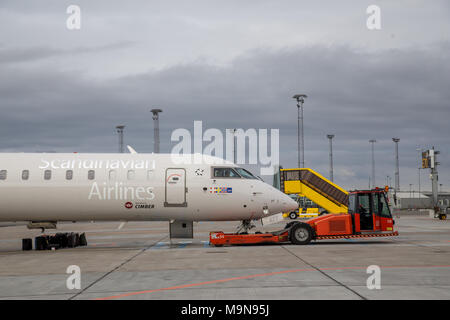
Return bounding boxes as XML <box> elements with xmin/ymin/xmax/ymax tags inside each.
<box><xmin>213</xmin><ymin>167</ymin><xmax>240</xmax><ymax>178</ymax></box>
<box><xmin>66</xmin><ymin>170</ymin><xmax>73</xmax><ymax>180</ymax></box>
<box><xmin>44</xmin><ymin>170</ymin><xmax>52</xmax><ymax>180</ymax></box>
<box><xmin>88</xmin><ymin>170</ymin><xmax>95</xmax><ymax>180</ymax></box>
<box><xmin>0</xmin><ymin>170</ymin><xmax>7</xmax><ymax>180</ymax></box>
<box><xmin>22</xmin><ymin>170</ymin><xmax>29</xmax><ymax>180</ymax></box>
<box><xmin>127</xmin><ymin>170</ymin><xmax>135</xmax><ymax>180</ymax></box>
<box><xmin>109</xmin><ymin>170</ymin><xmax>116</xmax><ymax>180</ymax></box>
<box><xmin>147</xmin><ymin>170</ymin><xmax>154</xmax><ymax>180</ymax></box>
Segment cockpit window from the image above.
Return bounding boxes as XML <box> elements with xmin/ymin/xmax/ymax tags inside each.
<box><xmin>213</xmin><ymin>167</ymin><xmax>241</xmax><ymax>178</ymax></box>
<box><xmin>235</xmin><ymin>168</ymin><xmax>258</xmax><ymax>179</ymax></box>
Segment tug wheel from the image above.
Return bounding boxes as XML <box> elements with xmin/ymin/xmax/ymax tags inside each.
<box><xmin>284</xmin><ymin>221</ymin><xmax>297</xmax><ymax>229</ymax></box>
<box><xmin>439</xmin><ymin>214</ymin><xmax>447</xmax><ymax>220</ymax></box>
<box><xmin>289</xmin><ymin>212</ymin><xmax>298</xmax><ymax>220</ymax></box>
<box><xmin>289</xmin><ymin>223</ymin><xmax>313</xmax><ymax>245</ymax></box>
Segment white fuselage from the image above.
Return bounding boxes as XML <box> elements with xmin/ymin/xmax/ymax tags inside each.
<box><xmin>0</xmin><ymin>153</ymin><xmax>297</xmax><ymax>222</ymax></box>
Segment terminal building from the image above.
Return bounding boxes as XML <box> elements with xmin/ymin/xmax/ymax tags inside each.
<box><xmin>395</xmin><ymin>191</ymin><xmax>450</xmax><ymax>209</ymax></box>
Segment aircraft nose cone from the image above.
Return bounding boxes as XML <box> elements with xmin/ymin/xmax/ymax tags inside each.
<box><xmin>281</xmin><ymin>194</ymin><xmax>298</xmax><ymax>212</ymax></box>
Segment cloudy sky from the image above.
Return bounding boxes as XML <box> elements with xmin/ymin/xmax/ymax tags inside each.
<box><xmin>0</xmin><ymin>0</ymin><xmax>449</xmax><ymax>191</ymax></box>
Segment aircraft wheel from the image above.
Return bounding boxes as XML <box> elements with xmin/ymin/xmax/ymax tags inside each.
<box><xmin>289</xmin><ymin>223</ymin><xmax>313</xmax><ymax>245</ymax></box>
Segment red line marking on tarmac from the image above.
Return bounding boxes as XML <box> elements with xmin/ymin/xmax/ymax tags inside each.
<box><xmin>94</xmin><ymin>268</ymin><xmax>312</xmax><ymax>300</ymax></box>
<box><xmin>93</xmin><ymin>264</ymin><xmax>450</xmax><ymax>300</ymax></box>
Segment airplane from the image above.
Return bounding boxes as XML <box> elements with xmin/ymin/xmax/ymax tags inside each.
<box><xmin>0</xmin><ymin>152</ymin><xmax>298</xmax><ymax>238</ymax></box>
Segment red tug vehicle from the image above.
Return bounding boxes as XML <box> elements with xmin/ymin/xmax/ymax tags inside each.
<box><xmin>210</xmin><ymin>169</ymin><xmax>398</xmax><ymax>246</ymax></box>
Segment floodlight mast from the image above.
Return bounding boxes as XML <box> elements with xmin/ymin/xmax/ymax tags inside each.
<box><xmin>369</xmin><ymin>139</ymin><xmax>377</xmax><ymax>188</ymax></box>
<box><xmin>327</xmin><ymin>134</ymin><xmax>335</xmax><ymax>182</ymax></box>
<box><xmin>393</xmin><ymin>138</ymin><xmax>400</xmax><ymax>192</ymax></box>
<box><xmin>115</xmin><ymin>125</ymin><xmax>125</xmax><ymax>153</ymax></box>
<box><xmin>150</xmin><ymin>109</ymin><xmax>162</xmax><ymax>153</ymax></box>
<box><xmin>230</xmin><ymin>128</ymin><xmax>237</xmax><ymax>163</ymax></box>
<box><xmin>293</xmin><ymin>94</ymin><xmax>307</xmax><ymax>168</ymax></box>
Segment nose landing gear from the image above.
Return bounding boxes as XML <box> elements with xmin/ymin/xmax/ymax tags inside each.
<box><xmin>236</xmin><ymin>219</ymin><xmax>256</xmax><ymax>234</ymax></box>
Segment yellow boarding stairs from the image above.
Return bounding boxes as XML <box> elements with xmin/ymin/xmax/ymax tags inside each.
<box><xmin>280</xmin><ymin>168</ymin><xmax>349</xmax><ymax>215</ymax></box>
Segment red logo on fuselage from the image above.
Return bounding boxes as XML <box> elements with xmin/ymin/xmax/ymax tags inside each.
<box><xmin>125</xmin><ymin>202</ymin><xmax>133</xmax><ymax>209</ymax></box>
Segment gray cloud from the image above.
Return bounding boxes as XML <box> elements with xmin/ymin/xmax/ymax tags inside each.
<box><xmin>1</xmin><ymin>43</ymin><xmax>449</xmax><ymax>191</ymax></box>
<box><xmin>0</xmin><ymin>42</ymin><xmax>135</xmax><ymax>64</ymax></box>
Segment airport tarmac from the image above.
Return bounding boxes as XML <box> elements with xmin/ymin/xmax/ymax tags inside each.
<box><xmin>0</xmin><ymin>211</ymin><xmax>449</xmax><ymax>300</ymax></box>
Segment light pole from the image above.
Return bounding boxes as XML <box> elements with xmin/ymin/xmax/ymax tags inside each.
<box><xmin>369</xmin><ymin>139</ymin><xmax>376</xmax><ymax>189</ymax></box>
<box><xmin>230</xmin><ymin>128</ymin><xmax>237</xmax><ymax>164</ymax></box>
<box><xmin>115</xmin><ymin>125</ymin><xmax>125</xmax><ymax>153</ymax></box>
<box><xmin>150</xmin><ymin>109</ymin><xmax>162</xmax><ymax>153</ymax></box>
<box><xmin>327</xmin><ymin>134</ymin><xmax>335</xmax><ymax>182</ymax></box>
<box><xmin>416</xmin><ymin>147</ymin><xmax>422</xmax><ymax>205</ymax></box>
<box><xmin>393</xmin><ymin>138</ymin><xmax>400</xmax><ymax>192</ymax></box>
<box><xmin>293</xmin><ymin>94</ymin><xmax>307</xmax><ymax>168</ymax></box>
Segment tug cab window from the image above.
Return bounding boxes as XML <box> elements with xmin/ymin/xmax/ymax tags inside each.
<box><xmin>357</xmin><ymin>194</ymin><xmax>370</xmax><ymax>213</ymax></box>
<box><xmin>348</xmin><ymin>194</ymin><xmax>356</xmax><ymax>213</ymax></box>
<box><xmin>235</xmin><ymin>168</ymin><xmax>257</xmax><ymax>179</ymax></box>
<box><xmin>213</xmin><ymin>167</ymin><xmax>240</xmax><ymax>178</ymax></box>
<box><xmin>358</xmin><ymin>193</ymin><xmax>373</xmax><ymax>230</ymax></box>
<box><xmin>377</xmin><ymin>193</ymin><xmax>392</xmax><ymax>218</ymax></box>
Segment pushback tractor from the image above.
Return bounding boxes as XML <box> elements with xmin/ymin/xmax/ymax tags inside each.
<box><xmin>210</xmin><ymin>168</ymin><xmax>398</xmax><ymax>246</ymax></box>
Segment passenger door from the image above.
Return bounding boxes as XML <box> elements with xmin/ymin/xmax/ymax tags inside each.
<box><xmin>164</xmin><ymin>168</ymin><xmax>187</xmax><ymax>207</ymax></box>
